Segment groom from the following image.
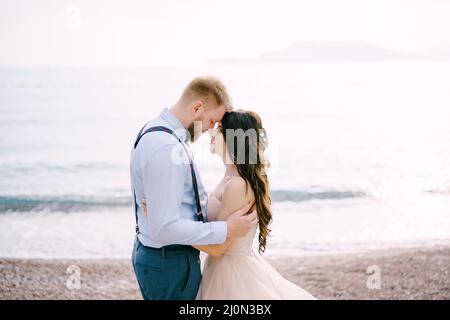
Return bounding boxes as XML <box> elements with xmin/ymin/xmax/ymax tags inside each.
<box><xmin>130</xmin><ymin>76</ymin><xmax>258</xmax><ymax>300</ymax></box>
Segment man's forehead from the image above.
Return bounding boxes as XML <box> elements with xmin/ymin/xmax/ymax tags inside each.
<box><xmin>213</xmin><ymin>106</ymin><xmax>226</xmax><ymax>120</ymax></box>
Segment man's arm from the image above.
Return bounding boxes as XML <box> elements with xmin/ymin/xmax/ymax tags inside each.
<box><xmin>143</xmin><ymin>143</ymin><xmax>227</xmax><ymax>246</ymax></box>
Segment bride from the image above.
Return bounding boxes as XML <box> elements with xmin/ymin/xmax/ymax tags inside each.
<box><xmin>189</xmin><ymin>109</ymin><xmax>315</xmax><ymax>300</ymax></box>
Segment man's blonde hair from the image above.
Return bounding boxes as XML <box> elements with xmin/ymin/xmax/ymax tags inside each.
<box><xmin>181</xmin><ymin>76</ymin><xmax>233</xmax><ymax>111</ymax></box>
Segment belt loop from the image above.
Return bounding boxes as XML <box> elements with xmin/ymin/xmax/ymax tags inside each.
<box><xmin>161</xmin><ymin>247</ymin><xmax>166</xmax><ymax>258</ymax></box>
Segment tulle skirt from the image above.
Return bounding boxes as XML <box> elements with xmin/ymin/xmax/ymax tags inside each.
<box><xmin>196</xmin><ymin>251</ymin><xmax>317</xmax><ymax>300</ymax></box>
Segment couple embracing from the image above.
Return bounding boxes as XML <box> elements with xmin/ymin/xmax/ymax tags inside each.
<box><xmin>130</xmin><ymin>76</ymin><xmax>316</xmax><ymax>300</ymax></box>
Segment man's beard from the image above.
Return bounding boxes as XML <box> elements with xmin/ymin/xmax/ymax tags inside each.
<box><xmin>187</xmin><ymin>121</ymin><xmax>202</xmax><ymax>143</ymax></box>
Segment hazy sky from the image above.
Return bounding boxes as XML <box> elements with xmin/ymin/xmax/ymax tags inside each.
<box><xmin>1</xmin><ymin>0</ymin><xmax>450</xmax><ymax>66</ymax></box>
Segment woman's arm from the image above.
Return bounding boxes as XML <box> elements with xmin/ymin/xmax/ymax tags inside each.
<box><xmin>192</xmin><ymin>177</ymin><xmax>255</xmax><ymax>257</ymax></box>
<box><xmin>140</xmin><ymin>177</ymin><xmax>255</xmax><ymax>257</ymax></box>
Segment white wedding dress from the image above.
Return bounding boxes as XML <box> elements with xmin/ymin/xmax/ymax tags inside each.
<box><xmin>196</xmin><ymin>195</ymin><xmax>317</xmax><ymax>300</ymax></box>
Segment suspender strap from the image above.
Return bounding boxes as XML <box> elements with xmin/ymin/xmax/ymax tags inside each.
<box><xmin>133</xmin><ymin>124</ymin><xmax>205</xmax><ymax>234</ymax></box>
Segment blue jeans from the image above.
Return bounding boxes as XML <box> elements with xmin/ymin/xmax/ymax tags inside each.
<box><xmin>131</xmin><ymin>239</ymin><xmax>202</xmax><ymax>300</ymax></box>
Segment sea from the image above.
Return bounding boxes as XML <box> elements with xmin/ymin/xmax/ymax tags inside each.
<box><xmin>1</xmin><ymin>61</ymin><xmax>449</xmax><ymax>259</ymax></box>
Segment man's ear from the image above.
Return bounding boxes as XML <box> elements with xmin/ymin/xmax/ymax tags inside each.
<box><xmin>192</xmin><ymin>100</ymin><xmax>204</xmax><ymax>115</ymax></box>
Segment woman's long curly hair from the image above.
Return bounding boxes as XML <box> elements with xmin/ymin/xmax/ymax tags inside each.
<box><xmin>221</xmin><ymin>110</ymin><xmax>272</xmax><ymax>254</ymax></box>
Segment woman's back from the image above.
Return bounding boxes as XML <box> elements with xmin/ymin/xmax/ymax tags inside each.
<box><xmin>207</xmin><ymin>189</ymin><xmax>258</xmax><ymax>257</ymax></box>
<box><xmin>197</xmin><ymin>178</ymin><xmax>316</xmax><ymax>300</ymax></box>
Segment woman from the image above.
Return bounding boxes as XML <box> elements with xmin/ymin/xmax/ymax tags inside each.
<box><xmin>191</xmin><ymin>110</ymin><xmax>316</xmax><ymax>300</ymax></box>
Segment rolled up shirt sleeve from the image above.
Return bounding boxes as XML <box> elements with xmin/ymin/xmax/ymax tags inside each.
<box><xmin>143</xmin><ymin>143</ymin><xmax>227</xmax><ymax>246</ymax></box>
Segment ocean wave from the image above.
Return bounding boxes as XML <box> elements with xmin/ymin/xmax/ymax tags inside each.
<box><xmin>0</xmin><ymin>196</ymin><xmax>132</xmax><ymax>213</ymax></box>
<box><xmin>424</xmin><ymin>188</ymin><xmax>450</xmax><ymax>196</ymax></box>
<box><xmin>0</xmin><ymin>189</ymin><xmax>368</xmax><ymax>213</ymax></box>
<box><xmin>270</xmin><ymin>189</ymin><xmax>367</xmax><ymax>202</ymax></box>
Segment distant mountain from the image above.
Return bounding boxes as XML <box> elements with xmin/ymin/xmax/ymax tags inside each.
<box><xmin>209</xmin><ymin>41</ymin><xmax>443</xmax><ymax>64</ymax></box>
<box><xmin>425</xmin><ymin>47</ymin><xmax>450</xmax><ymax>60</ymax></box>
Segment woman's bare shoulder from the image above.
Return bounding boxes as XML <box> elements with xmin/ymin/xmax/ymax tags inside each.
<box><xmin>223</xmin><ymin>176</ymin><xmax>254</xmax><ymax>204</ymax></box>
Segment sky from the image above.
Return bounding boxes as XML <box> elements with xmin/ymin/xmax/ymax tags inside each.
<box><xmin>1</xmin><ymin>0</ymin><xmax>450</xmax><ymax>66</ymax></box>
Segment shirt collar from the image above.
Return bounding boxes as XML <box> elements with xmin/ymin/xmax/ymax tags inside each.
<box><xmin>160</xmin><ymin>108</ymin><xmax>189</xmax><ymax>143</ymax></box>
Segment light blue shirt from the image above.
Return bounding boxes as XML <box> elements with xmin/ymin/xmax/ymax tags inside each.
<box><xmin>130</xmin><ymin>108</ymin><xmax>228</xmax><ymax>248</ymax></box>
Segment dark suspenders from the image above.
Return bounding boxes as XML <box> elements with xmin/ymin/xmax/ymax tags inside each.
<box><xmin>133</xmin><ymin>124</ymin><xmax>205</xmax><ymax>235</ymax></box>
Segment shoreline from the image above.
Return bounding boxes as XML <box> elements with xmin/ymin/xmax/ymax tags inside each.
<box><xmin>1</xmin><ymin>245</ymin><xmax>449</xmax><ymax>300</ymax></box>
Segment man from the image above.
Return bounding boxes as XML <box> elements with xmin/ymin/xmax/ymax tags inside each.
<box><xmin>130</xmin><ymin>76</ymin><xmax>258</xmax><ymax>300</ymax></box>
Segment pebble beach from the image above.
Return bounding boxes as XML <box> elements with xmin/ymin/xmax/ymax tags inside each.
<box><xmin>1</xmin><ymin>246</ymin><xmax>449</xmax><ymax>300</ymax></box>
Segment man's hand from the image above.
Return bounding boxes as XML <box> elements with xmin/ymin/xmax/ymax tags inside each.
<box><xmin>141</xmin><ymin>199</ymin><xmax>148</xmax><ymax>215</ymax></box>
<box><xmin>226</xmin><ymin>203</ymin><xmax>258</xmax><ymax>238</ymax></box>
